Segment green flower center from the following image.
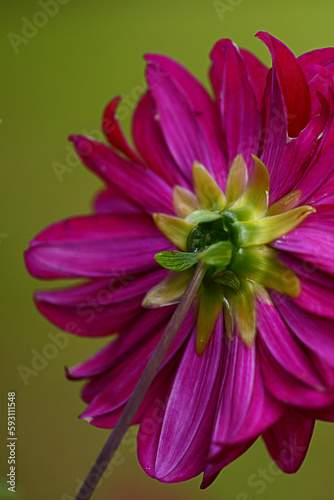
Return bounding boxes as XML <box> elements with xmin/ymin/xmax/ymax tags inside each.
<box><xmin>143</xmin><ymin>155</ymin><xmax>315</xmax><ymax>355</ymax></box>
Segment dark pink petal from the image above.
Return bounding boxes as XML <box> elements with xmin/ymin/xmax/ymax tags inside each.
<box><xmin>81</xmin><ymin>307</ymin><xmax>193</xmax><ymax>418</ymax></box>
<box><xmin>35</xmin><ymin>270</ymin><xmax>165</xmax><ymax>337</ymax></box>
<box><xmin>68</xmin><ymin>302</ymin><xmax>170</xmax><ymax>381</ymax></box>
<box><xmin>281</xmin><ymin>254</ymin><xmax>334</xmax><ymax>319</ymax></box>
<box><xmin>301</xmin><ymin>403</ymin><xmax>334</xmax><ymax>422</ymax></box>
<box><xmin>145</xmin><ymin>61</ymin><xmax>220</xmax><ymax>180</ymax></box>
<box><xmin>25</xmin><ymin>214</ymin><xmax>171</xmax><ymax>279</ymax></box>
<box><xmin>240</xmin><ymin>48</ymin><xmax>269</xmax><ymax>106</ymax></box>
<box><xmin>210</xmin><ymin>39</ymin><xmax>260</xmax><ymax>165</ymax></box>
<box><xmin>257</xmin><ymin>300</ymin><xmax>326</xmax><ymax>388</ymax></box>
<box><xmin>70</xmin><ymin>136</ymin><xmax>173</xmax><ymax>214</ymax></box>
<box><xmin>272</xmin><ymin>206</ymin><xmax>334</xmax><ymax>276</ymax></box>
<box><xmin>212</xmin><ymin>332</ymin><xmax>282</xmax><ymax>446</ymax></box>
<box><xmin>297</xmin><ymin>145</ymin><xmax>334</xmax><ymax>205</ymax></box>
<box><xmin>260</xmin><ymin>69</ymin><xmax>288</xmax><ymax>200</ymax></box>
<box><xmin>263</xmin><ymin>407</ymin><xmax>314</xmax><ymax>473</ymax></box>
<box><xmin>259</xmin><ymin>336</ymin><xmax>334</xmax><ymax>408</ymax></box>
<box><xmin>102</xmin><ymin>96</ymin><xmax>142</xmax><ymax>162</ymax></box>
<box><xmin>90</xmin><ymin>355</ymin><xmax>180</xmax><ymax>429</ymax></box>
<box><xmin>150</xmin><ymin>315</ymin><xmax>224</xmax><ymax>482</ymax></box>
<box><xmin>271</xmin><ymin>92</ymin><xmax>330</xmax><ymax>202</ymax></box>
<box><xmin>36</xmin><ymin>295</ymin><xmax>142</xmax><ymax>337</ymax></box>
<box><xmin>256</xmin><ymin>31</ymin><xmax>311</xmax><ymax>138</ymax></box>
<box><xmin>144</xmin><ymin>54</ymin><xmax>227</xmax><ymax>184</ymax></box>
<box><xmin>272</xmin><ymin>292</ymin><xmax>334</xmax><ymax>370</ymax></box>
<box><xmin>201</xmin><ymin>439</ymin><xmax>256</xmax><ymax>489</ymax></box>
<box><xmin>298</xmin><ymin>48</ymin><xmax>334</xmax><ymax>73</ymax></box>
<box><xmin>93</xmin><ymin>186</ymin><xmax>143</xmax><ymax>215</ymax></box>
<box><xmin>132</xmin><ymin>91</ymin><xmax>190</xmax><ymax>187</ymax></box>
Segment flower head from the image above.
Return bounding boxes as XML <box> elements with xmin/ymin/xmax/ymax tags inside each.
<box><xmin>25</xmin><ymin>32</ymin><xmax>334</xmax><ymax>489</ymax></box>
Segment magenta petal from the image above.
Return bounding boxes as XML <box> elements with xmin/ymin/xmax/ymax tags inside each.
<box><xmin>81</xmin><ymin>308</ymin><xmax>193</xmax><ymax>419</ymax></box>
<box><xmin>296</xmin><ymin>145</ymin><xmax>334</xmax><ymax>206</ymax></box>
<box><xmin>70</xmin><ymin>135</ymin><xmax>173</xmax><ymax>214</ymax></box>
<box><xmin>301</xmin><ymin>403</ymin><xmax>334</xmax><ymax>422</ymax></box>
<box><xmin>25</xmin><ymin>214</ymin><xmax>171</xmax><ymax>279</ymax></box>
<box><xmin>272</xmin><ymin>292</ymin><xmax>334</xmax><ymax>370</ymax></box>
<box><xmin>90</xmin><ymin>357</ymin><xmax>179</xmax><ymax>429</ymax></box>
<box><xmin>102</xmin><ymin>96</ymin><xmax>142</xmax><ymax>162</ymax></box>
<box><xmin>298</xmin><ymin>48</ymin><xmax>334</xmax><ymax>73</ymax></box>
<box><xmin>93</xmin><ymin>186</ymin><xmax>143</xmax><ymax>215</ymax></box>
<box><xmin>263</xmin><ymin>407</ymin><xmax>314</xmax><ymax>473</ymax></box>
<box><xmin>257</xmin><ymin>299</ymin><xmax>325</xmax><ymax>387</ymax></box>
<box><xmin>212</xmin><ymin>332</ymin><xmax>281</xmax><ymax>446</ymax></box>
<box><xmin>210</xmin><ymin>39</ymin><xmax>260</xmax><ymax>165</ymax></box>
<box><xmin>151</xmin><ymin>316</ymin><xmax>224</xmax><ymax>482</ymax></box>
<box><xmin>145</xmin><ymin>60</ymin><xmax>220</xmax><ymax>179</ymax></box>
<box><xmin>260</xmin><ymin>69</ymin><xmax>288</xmax><ymax>200</ymax></box>
<box><xmin>273</xmin><ymin>92</ymin><xmax>330</xmax><ymax>201</ymax></box>
<box><xmin>144</xmin><ymin>54</ymin><xmax>227</xmax><ymax>184</ymax></box>
<box><xmin>35</xmin><ymin>270</ymin><xmax>166</xmax><ymax>337</ymax></box>
<box><xmin>201</xmin><ymin>439</ymin><xmax>256</xmax><ymax>489</ymax></box>
<box><xmin>281</xmin><ymin>254</ymin><xmax>334</xmax><ymax>319</ymax></box>
<box><xmin>132</xmin><ymin>91</ymin><xmax>190</xmax><ymax>187</ymax></box>
<box><xmin>272</xmin><ymin>206</ymin><xmax>334</xmax><ymax>276</ymax></box>
<box><xmin>256</xmin><ymin>31</ymin><xmax>311</xmax><ymax>138</ymax></box>
<box><xmin>240</xmin><ymin>48</ymin><xmax>269</xmax><ymax>106</ymax></box>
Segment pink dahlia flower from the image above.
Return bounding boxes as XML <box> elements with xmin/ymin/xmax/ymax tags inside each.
<box><xmin>25</xmin><ymin>32</ymin><xmax>334</xmax><ymax>489</ymax></box>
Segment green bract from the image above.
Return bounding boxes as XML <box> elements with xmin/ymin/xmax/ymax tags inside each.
<box><xmin>147</xmin><ymin>155</ymin><xmax>315</xmax><ymax>354</ymax></box>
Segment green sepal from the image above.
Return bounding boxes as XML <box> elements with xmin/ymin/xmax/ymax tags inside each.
<box><xmin>185</xmin><ymin>209</ymin><xmax>222</xmax><ymax>224</ymax></box>
<box><xmin>224</xmin><ymin>277</ymin><xmax>256</xmax><ymax>347</ymax></box>
<box><xmin>214</xmin><ymin>270</ymin><xmax>240</xmax><ymax>293</ymax></box>
<box><xmin>199</xmin><ymin>241</ymin><xmax>233</xmax><ymax>267</ymax></box>
<box><xmin>230</xmin><ymin>246</ymin><xmax>300</xmax><ymax>297</ymax></box>
<box><xmin>196</xmin><ymin>281</ymin><xmax>223</xmax><ymax>355</ymax></box>
<box><xmin>233</xmin><ymin>205</ymin><xmax>316</xmax><ymax>248</ymax></box>
<box><xmin>227</xmin><ymin>155</ymin><xmax>269</xmax><ymax>220</ymax></box>
<box><xmin>142</xmin><ymin>269</ymin><xmax>193</xmax><ymax>307</ymax></box>
<box><xmin>155</xmin><ymin>250</ymin><xmax>198</xmax><ymax>271</ymax></box>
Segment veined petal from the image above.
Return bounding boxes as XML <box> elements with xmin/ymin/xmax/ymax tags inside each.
<box><xmin>70</xmin><ymin>135</ymin><xmax>173</xmax><ymax>214</ymax></box>
<box><xmin>263</xmin><ymin>407</ymin><xmax>314</xmax><ymax>473</ymax></box>
<box><xmin>151</xmin><ymin>316</ymin><xmax>224</xmax><ymax>482</ymax></box>
<box><xmin>240</xmin><ymin>48</ymin><xmax>269</xmax><ymax>105</ymax></box>
<box><xmin>146</xmin><ymin>62</ymin><xmax>216</xmax><ymax>177</ymax></box>
<box><xmin>93</xmin><ymin>186</ymin><xmax>143</xmax><ymax>215</ymax></box>
<box><xmin>144</xmin><ymin>54</ymin><xmax>227</xmax><ymax>183</ymax></box>
<box><xmin>102</xmin><ymin>96</ymin><xmax>142</xmax><ymax>162</ymax></box>
<box><xmin>132</xmin><ymin>91</ymin><xmax>190</xmax><ymax>187</ymax></box>
<box><xmin>210</xmin><ymin>39</ymin><xmax>260</xmax><ymax>165</ymax></box>
<box><xmin>256</xmin><ymin>31</ymin><xmax>311</xmax><ymax>138</ymax></box>
<box><xmin>25</xmin><ymin>214</ymin><xmax>171</xmax><ymax>279</ymax></box>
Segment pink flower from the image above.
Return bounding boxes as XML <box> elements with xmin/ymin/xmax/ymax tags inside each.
<box><xmin>25</xmin><ymin>32</ymin><xmax>334</xmax><ymax>488</ymax></box>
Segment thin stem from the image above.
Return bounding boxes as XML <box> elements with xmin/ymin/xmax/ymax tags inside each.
<box><xmin>75</xmin><ymin>261</ymin><xmax>206</xmax><ymax>500</ymax></box>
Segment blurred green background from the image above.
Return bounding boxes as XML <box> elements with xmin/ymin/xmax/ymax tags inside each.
<box><xmin>1</xmin><ymin>0</ymin><xmax>334</xmax><ymax>499</ymax></box>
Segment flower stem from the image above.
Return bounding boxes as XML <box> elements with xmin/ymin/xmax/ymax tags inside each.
<box><xmin>75</xmin><ymin>261</ymin><xmax>206</xmax><ymax>500</ymax></box>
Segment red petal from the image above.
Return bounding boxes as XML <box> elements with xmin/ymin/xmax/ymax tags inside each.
<box><xmin>256</xmin><ymin>31</ymin><xmax>311</xmax><ymax>138</ymax></box>
<box><xmin>102</xmin><ymin>96</ymin><xmax>142</xmax><ymax>163</ymax></box>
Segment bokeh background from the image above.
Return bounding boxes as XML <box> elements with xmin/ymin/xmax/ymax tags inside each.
<box><xmin>1</xmin><ymin>0</ymin><xmax>334</xmax><ymax>499</ymax></box>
